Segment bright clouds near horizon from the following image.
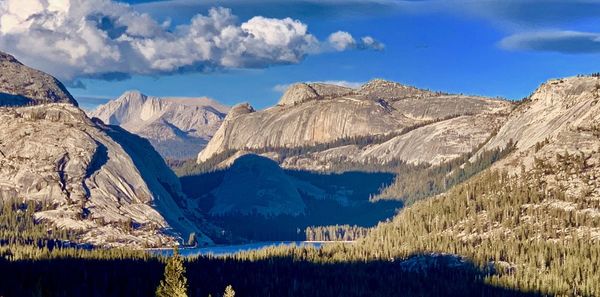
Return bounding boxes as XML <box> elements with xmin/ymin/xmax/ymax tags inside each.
<box><xmin>0</xmin><ymin>0</ymin><xmax>383</xmax><ymax>84</ymax></box>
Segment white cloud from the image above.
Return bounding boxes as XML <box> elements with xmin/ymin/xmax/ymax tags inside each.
<box><xmin>0</xmin><ymin>0</ymin><xmax>383</xmax><ymax>83</ymax></box>
<box><xmin>500</xmin><ymin>30</ymin><xmax>600</xmax><ymax>54</ymax></box>
<box><xmin>326</xmin><ymin>31</ymin><xmax>385</xmax><ymax>51</ymax></box>
<box><xmin>273</xmin><ymin>80</ymin><xmax>365</xmax><ymax>93</ymax></box>
<box><xmin>328</xmin><ymin>31</ymin><xmax>356</xmax><ymax>51</ymax></box>
<box><xmin>361</xmin><ymin>36</ymin><xmax>385</xmax><ymax>50</ymax></box>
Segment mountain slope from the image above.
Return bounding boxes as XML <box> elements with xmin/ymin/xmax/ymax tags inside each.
<box><xmin>197</xmin><ymin>80</ymin><xmax>513</xmax><ymax>170</ymax></box>
<box><xmin>477</xmin><ymin>76</ymin><xmax>600</xmax><ymax>198</ymax></box>
<box><xmin>240</xmin><ymin>75</ymin><xmax>600</xmax><ymax>296</ymax></box>
<box><xmin>90</xmin><ymin>91</ymin><xmax>229</xmax><ymax>160</ymax></box>
<box><xmin>0</xmin><ymin>52</ymin><xmax>212</xmax><ymax>247</ymax></box>
<box><xmin>0</xmin><ymin>52</ymin><xmax>76</xmax><ymax>107</ymax></box>
<box><xmin>0</xmin><ymin>104</ymin><xmax>211</xmax><ymax>247</ymax></box>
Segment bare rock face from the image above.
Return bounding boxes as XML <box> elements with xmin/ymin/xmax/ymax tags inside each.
<box><xmin>479</xmin><ymin>76</ymin><xmax>600</xmax><ymax>200</ymax></box>
<box><xmin>0</xmin><ymin>104</ymin><xmax>211</xmax><ymax>247</ymax></box>
<box><xmin>358</xmin><ymin>79</ymin><xmax>437</xmax><ymax>100</ymax></box>
<box><xmin>278</xmin><ymin>83</ymin><xmax>319</xmax><ymax>106</ymax></box>
<box><xmin>481</xmin><ymin>76</ymin><xmax>600</xmax><ymax>154</ymax></box>
<box><xmin>198</xmin><ymin>80</ymin><xmax>513</xmax><ymax>169</ymax></box>
<box><xmin>277</xmin><ymin>83</ymin><xmax>354</xmax><ymax>106</ymax></box>
<box><xmin>89</xmin><ymin>91</ymin><xmax>229</xmax><ymax>160</ymax></box>
<box><xmin>0</xmin><ymin>52</ymin><xmax>76</xmax><ymax>107</ymax></box>
<box><xmin>281</xmin><ymin>114</ymin><xmax>506</xmax><ymax>170</ymax></box>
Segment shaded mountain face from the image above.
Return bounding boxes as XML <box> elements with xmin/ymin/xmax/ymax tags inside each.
<box><xmin>209</xmin><ymin>155</ymin><xmax>306</xmax><ymax>217</ymax></box>
<box><xmin>180</xmin><ymin>154</ymin><xmax>399</xmax><ymax>241</ymax></box>
<box><xmin>198</xmin><ymin>80</ymin><xmax>513</xmax><ymax>169</ymax></box>
<box><xmin>0</xmin><ymin>53</ymin><xmax>211</xmax><ymax>247</ymax></box>
<box><xmin>90</xmin><ymin>91</ymin><xmax>229</xmax><ymax>160</ymax></box>
<box><xmin>0</xmin><ymin>52</ymin><xmax>76</xmax><ymax>107</ymax></box>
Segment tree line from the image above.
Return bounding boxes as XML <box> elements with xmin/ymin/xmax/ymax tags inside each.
<box><xmin>305</xmin><ymin>225</ymin><xmax>370</xmax><ymax>241</ymax></box>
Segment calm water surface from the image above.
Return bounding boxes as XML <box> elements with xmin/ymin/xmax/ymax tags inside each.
<box><xmin>152</xmin><ymin>241</ymin><xmax>323</xmax><ymax>257</ymax></box>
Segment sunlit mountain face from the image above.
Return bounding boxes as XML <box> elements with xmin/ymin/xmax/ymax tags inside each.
<box><xmin>0</xmin><ymin>1</ymin><xmax>599</xmax><ymax>296</ymax></box>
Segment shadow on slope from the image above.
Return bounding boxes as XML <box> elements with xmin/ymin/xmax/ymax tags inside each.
<box><xmin>99</xmin><ymin>122</ymin><xmax>206</xmax><ymax>243</ymax></box>
<box><xmin>0</xmin><ymin>253</ymin><xmax>545</xmax><ymax>297</ymax></box>
<box><xmin>0</xmin><ymin>93</ymin><xmax>33</xmax><ymax>106</ymax></box>
<box><xmin>180</xmin><ymin>154</ymin><xmax>400</xmax><ymax>241</ymax></box>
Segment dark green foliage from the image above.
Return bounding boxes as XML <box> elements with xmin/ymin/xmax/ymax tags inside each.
<box><xmin>2</xmin><ymin>163</ymin><xmax>596</xmax><ymax>296</ymax></box>
<box><xmin>305</xmin><ymin>225</ymin><xmax>370</xmax><ymax>241</ymax></box>
<box><xmin>156</xmin><ymin>247</ymin><xmax>188</xmax><ymax>297</ymax></box>
<box><xmin>374</xmin><ymin>140</ymin><xmax>515</xmax><ymax>204</ymax></box>
<box><xmin>0</xmin><ymin>250</ymin><xmax>540</xmax><ymax>297</ymax></box>
<box><xmin>0</xmin><ymin>199</ymin><xmax>73</xmax><ymax>248</ymax></box>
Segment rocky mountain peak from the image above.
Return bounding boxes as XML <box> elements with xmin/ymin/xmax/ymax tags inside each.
<box><xmin>90</xmin><ymin>91</ymin><xmax>229</xmax><ymax>160</ymax></box>
<box><xmin>0</xmin><ymin>51</ymin><xmax>19</xmax><ymax>63</ymax></box>
<box><xmin>358</xmin><ymin>79</ymin><xmax>436</xmax><ymax>100</ymax></box>
<box><xmin>529</xmin><ymin>76</ymin><xmax>600</xmax><ymax>107</ymax></box>
<box><xmin>0</xmin><ymin>51</ymin><xmax>77</xmax><ymax>107</ymax></box>
<box><xmin>478</xmin><ymin>75</ymin><xmax>600</xmax><ymax>162</ymax></box>
<box><xmin>228</xmin><ymin>102</ymin><xmax>256</xmax><ymax>118</ymax></box>
<box><xmin>278</xmin><ymin>83</ymin><xmax>319</xmax><ymax>106</ymax></box>
<box><xmin>277</xmin><ymin>82</ymin><xmax>355</xmax><ymax>106</ymax></box>
<box><xmin>119</xmin><ymin>90</ymin><xmax>147</xmax><ymax>101</ymax></box>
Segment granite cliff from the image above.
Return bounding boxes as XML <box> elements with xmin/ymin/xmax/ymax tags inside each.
<box><xmin>0</xmin><ymin>52</ymin><xmax>211</xmax><ymax>247</ymax></box>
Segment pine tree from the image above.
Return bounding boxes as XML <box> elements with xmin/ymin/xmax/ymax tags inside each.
<box><xmin>156</xmin><ymin>247</ymin><xmax>188</xmax><ymax>297</ymax></box>
<box><xmin>223</xmin><ymin>285</ymin><xmax>235</xmax><ymax>297</ymax></box>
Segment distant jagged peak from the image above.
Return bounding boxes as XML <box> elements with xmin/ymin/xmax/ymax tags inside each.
<box><xmin>277</xmin><ymin>82</ymin><xmax>355</xmax><ymax>106</ymax></box>
<box><xmin>0</xmin><ymin>51</ymin><xmax>77</xmax><ymax>107</ymax></box>
<box><xmin>358</xmin><ymin>78</ymin><xmax>437</xmax><ymax>100</ymax></box>
<box><xmin>111</xmin><ymin>90</ymin><xmax>229</xmax><ymax>113</ymax></box>
<box><xmin>120</xmin><ymin>89</ymin><xmax>146</xmax><ymax>98</ymax></box>
<box><xmin>115</xmin><ymin>90</ymin><xmax>148</xmax><ymax>103</ymax></box>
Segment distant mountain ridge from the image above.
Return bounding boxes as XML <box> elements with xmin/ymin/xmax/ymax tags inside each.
<box><xmin>186</xmin><ymin>79</ymin><xmax>513</xmax><ymax>220</ymax></box>
<box><xmin>90</xmin><ymin>91</ymin><xmax>229</xmax><ymax>160</ymax></box>
<box><xmin>198</xmin><ymin>79</ymin><xmax>513</xmax><ymax>170</ymax></box>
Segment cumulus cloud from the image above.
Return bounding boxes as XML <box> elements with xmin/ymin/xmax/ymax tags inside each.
<box><xmin>500</xmin><ymin>31</ymin><xmax>600</xmax><ymax>54</ymax></box>
<box><xmin>273</xmin><ymin>80</ymin><xmax>364</xmax><ymax>93</ymax></box>
<box><xmin>0</xmin><ymin>0</ymin><xmax>383</xmax><ymax>83</ymax></box>
<box><xmin>327</xmin><ymin>31</ymin><xmax>384</xmax><ymax>51</ymax></box>
<box><xmin>328</xmin><ymin>31</ymin><xmax>356</xmax><ymax>51</ymax></box>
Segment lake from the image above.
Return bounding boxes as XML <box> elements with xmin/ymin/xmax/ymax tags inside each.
<box><xmin>151</xmin><ymin>241</ymin><xmax>324</xmax><ymax>257</ymax></box>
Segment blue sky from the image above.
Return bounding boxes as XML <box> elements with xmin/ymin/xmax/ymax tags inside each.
<box><xmin>2</xmin><ymin>0</ymin><xmax>600</xmax><ymax>110</ymax></box>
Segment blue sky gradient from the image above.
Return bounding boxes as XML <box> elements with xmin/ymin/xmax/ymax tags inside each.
<box><xmin>64</xmin><ymin>0</ymin><xmax>600</xmax><ymax>109</ymax></box>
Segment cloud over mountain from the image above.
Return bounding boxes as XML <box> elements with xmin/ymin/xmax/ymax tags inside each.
<box><xmin>0</xmin><ymin>0</ymin><xmax>382</xmax><ymax>83</ymax></box>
